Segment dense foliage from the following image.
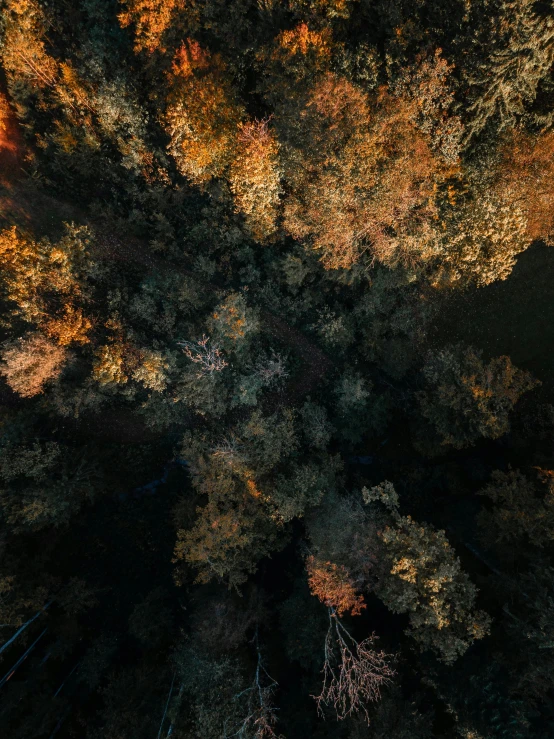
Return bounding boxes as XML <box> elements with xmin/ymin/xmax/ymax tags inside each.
<box><xmin>0</xmin><ymin>0</ymin><xmax>553</xmax><ymax>736</ymax></box>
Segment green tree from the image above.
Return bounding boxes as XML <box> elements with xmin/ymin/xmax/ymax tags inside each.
<box><xmin>417</xmin><ymin>345</ymin><xmax>538</xmax><ymax>450</ymax></box>
<box><xmin>478</xmin><ymin>468</ymin><xmax>554</xmax><ymax>548</ymax></box>
<box><xmin>363</xmin><ymin>482</ymin><xmax>491</xmax><ymax>663</ymax></box>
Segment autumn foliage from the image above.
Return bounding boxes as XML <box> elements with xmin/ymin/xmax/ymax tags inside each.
<box><xmin>284</xmin><ymin>78</ymin><xmax>447</xmax><ymax>269</ymax></box>
<box><xmin>2</xmin><ymin>0</ymin><xmax>58</xmax><ymax>90</ymax></box>
<box><xmin>0</xmin><ymin>333</ymin><xmax>68</xmax><ymax>398</ymax></box>
<box><xmin>229</xmin><ymin>119</ymin><xmax>282</xmax><ymax>241</ymax></box>
<box><xmin>1</xmin><ymin>3</ymin><xmax>553</xmax><ymax>736</ymax></box>
<box><xmin>165</xmin><ymin>40</ymin><xmax>244</xmax><ymax>184</ymax></box>
<box><xmin>496</xmin><ymin>129</ymin><xmax>554</xmax><ymax>244</ymax></box>
<box><xmin>0</xmin><ymin>225</ymin><xmax>91</xmax><ymax>330</ymax></box>
<box><xmin>418</xmin><ymin>345</ymin><xmax>539</xmax><ymax>449</ymax></box>
<box><xmin>118</xmin><ymin>0</ymin><xmax>188</xmax><ymax>53</ymax></box>
<box><xmin>275</xmin><ymin>23</ymin><xmax>333</xmax><ymax>71</ymax></box>
<box><xmin>307</xmin><ymin>555</ymin><xmax>366</xmax><ymax>617</ymax></box>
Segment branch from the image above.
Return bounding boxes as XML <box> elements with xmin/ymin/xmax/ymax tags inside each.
<box><xmin>313</xmin><ymin>609</ymin><xmax>394</xmax><ymax>723</ymax></box>
<box><xmin>227</xmin><ymin>628</ymin><xmax>281</xmax><ymax>738</ymax></box>
<box><xmin>177</xmin><ymin>335</ymin><xmax>228</xmax><ymax>376</ymax></box>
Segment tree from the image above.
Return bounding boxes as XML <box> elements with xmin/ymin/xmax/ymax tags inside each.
<box><xmin>171</xmin><ymin>642</ymin><xmax>246</xmax><ymax>739</ymax></box>
<box><xmin>0</xmin><ymin>333</ymin><xmax>68</xmax><ymax>398</ymax></box>
<box><xmin>306</xmin><ymin>491</ymin><xmax>383</xmax><ymax>592</ymax></box>
<box><xmin>229</xmin><ymin>119</ymin><xmax>282</xmax><ymax>241</ymax></box>
<box><xmin>264</xmin><ymin>23</ymin><xmax>333</xmax><ymax>83</ymax></box>
<box><xmin>390</xmin><ymin>48</ymin><xmax>464</xmax><ymax>164</ymax></box>
<box><xmin>306</xmin><ymin>555</ymin><xmax>366</xmax><ymax>617</ymax></box>
<box><xmin>225</xmin><ymin>628</ymin><xmax>282</xmax><ymax>739</ymax></box>
<box><xmin>44</xmin><ymin>305</ymin><xmax>92</xmax><ymax>346</ymax></box>
<box><xmin>430</xmin><ymin>186</ymin><xmax>531</xmax><ymax>288</ymax></box>
<box><xmin>164</xmin><ymin>40</ymin><xmax>244</xmax><ymax>184</ymax></box>
<box><xmin>493</xmin><ymin>128</ymin><xmax>554</xmax><ymax>244</ymax></box>
<box><xmin>173</xmin><ymin>431</ymin><xmax>282</xmax><ymax>589</ymax></box>
<box><xmin>93</xmin><ymin>342</ymin><xmax>130</xmax><ymax>385</ymax></box>
<box><xmin>209</xmin><ymin>292</ymin><xmax>260</xmax><ymax>351</ymax></box>
<box><xmin>1</xmin><ymin>0</ymin><xmax>58</xmax><ymax>93</ymax></box>
<box><xmin>417</xmin><ymin>344</ymin><xmax>538</xmax><ymax>450</ymax></box>
<box><xmin>478</xmin><ymin>468</ymin><xmax>554</xmax><ymax>548</ymax></box>
<box><xmin>178</xmin><ymin>335</ymin><xmax>228</xmax><ymax>376</ymax></box>
<box><xmin>255</xmin><ymin>22</ymin><xmax>334</xmax><ymax>152</ymax></box>
<box><xmin>462</xmin><ymin>0</ymin><xmax>554</xmax><ymax>141</ymax></box>
<box><xmin>363</xmin><ymin>482</ymin><xmax>491</xmax><ymax>663</ymax></box>
<box><xmin>271</xmin><ymin>457</ymin><xmax>342</xmax><ymax>522</ymax></box>
<box><xmin>0</xmin><ymin>224</ymin><xmax>94</xmax><ymax>329</ymax></box>
<box><xmin>0</xmin><ymin>441</ymin><xmax>100</xmax><ymax>531</ymax></box>
<box><xmin>333</xmin><ymin>370</ymin><xmax>378</xmax><ymax>442</ymax></box>
<box><xmin>174</xmin><ymin>496</ymin><xmax>278</xmax><ymax>590</ymax></box>
<box><xmin>283</xmin><ymin>78</ymin><xmax>447</xmax><ymax>270</ymax></box>
<box><xmin>118</xmin><ymin>0</ymin><xmax>194</xmax><ymax>54</ymax></box>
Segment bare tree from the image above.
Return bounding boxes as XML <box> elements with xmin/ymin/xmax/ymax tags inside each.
<box><xmin>226</xmin><ymin>628</ymin><xmax>281</xmax><ymax>739</ymax></box>
<box><xmin>254</xmin><ymin>352</ymin><xmax>288</xmax><ymax>387</ymax></box>
<box><xmin>177</xmin><ymin>335</ymin><xmax>228</xmax><ymax>377</ymax></box>
<box><xmin>314</xmin><ymin>609</ymin><xmax>394</xmax><ymax>723</ymax></box>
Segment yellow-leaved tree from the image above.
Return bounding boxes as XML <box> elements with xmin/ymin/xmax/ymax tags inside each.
<box><xmin>0</xmin><ymin>224</ymin><xmax>94</xmax><ymax>345</ymax></box>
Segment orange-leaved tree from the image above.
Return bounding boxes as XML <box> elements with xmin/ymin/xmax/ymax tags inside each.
<box><xmin>306</xmin><ymin>555</ymin><xmax>366</xmax><ymax>616</ymax></box>
<box><xmin>164</xmin><ymin>40</ymin><xmax>244</xmax><ymax>184</ymax></box>
<box><xmin>494</xmin><ymin>128</ymin><xmax>554</xmax><ymax>245</ymax></box>
<box><xmin>283</xmin><ymin>76</ymin><xmax>448</xmax><ymax>270</ymax></box>
<box><xmin>229</xmin><ymin>119</ymin><xmax>282</xmax><ymax>241</ymax></box>
<box><xmin>2</xmin><ymin>0</ymin><xmax>58</xmax><ymax>92</ymax></box>
<box><xmin>118</xmin><ymin>0</ymin><xmax>195</xmax><ymax>54</ymax></box>
<box><xmin>0</xmin><ymin>224</ymin><xmax>94</xmax><ymax>345</ymax></box>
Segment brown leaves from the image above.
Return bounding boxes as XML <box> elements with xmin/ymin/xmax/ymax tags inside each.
<box><xmin>495</xmin><ymin>128</ymin><xmax>554</xmax><ymax>244</ymax></box>
<box><xmin>2</xmin><ymin>0</ymin><xmax>58</xmax><ymax>89</ymax></box>
<box><xmin>284</xmin><ymin>78</ymin><xmax>445</xmax><ymax>270</ymax></box>
<box><xmin>118</xmin><ymin>0</ymin><xmax>188</xmax><ymax>53</ymax></box>
<box><xmin>44</xmin><ymin>305</ymin><xmax>92</xmax><ymax>346</ymax></box>
<box><xmin>276</xmin><ymin>23</ymin><xmax>332</xmax><ymax>65</ymax></box>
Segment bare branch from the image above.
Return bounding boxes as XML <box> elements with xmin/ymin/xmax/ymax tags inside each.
<box><xmin>253</xmin><ymin>352</ymin><xmax>288</xmax><ymax>387</ymax></box>
<box><xmin>314</xmin><ymin>610</ymin><xmax>394</xmax><ymax>723</ymax></box>
<box><xmin>226</xmin><ymin>628</ymin><xmax>282</xmax><ymax>739</ymax></box>
<box><xmin>212</xmin><ymin>436</ymin><xmax>243</xmax><ymax>465</ymax></box>
<box><xmin>177</xmin><ymin>335</ymin><xmax>228</xmax><ymax>377</ymax></box>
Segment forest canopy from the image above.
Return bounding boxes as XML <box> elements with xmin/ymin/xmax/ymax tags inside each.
<box><xmin>0</xmin><ymin>0</ymin><xmax>554</xmax><ymax>737</ymax></box>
